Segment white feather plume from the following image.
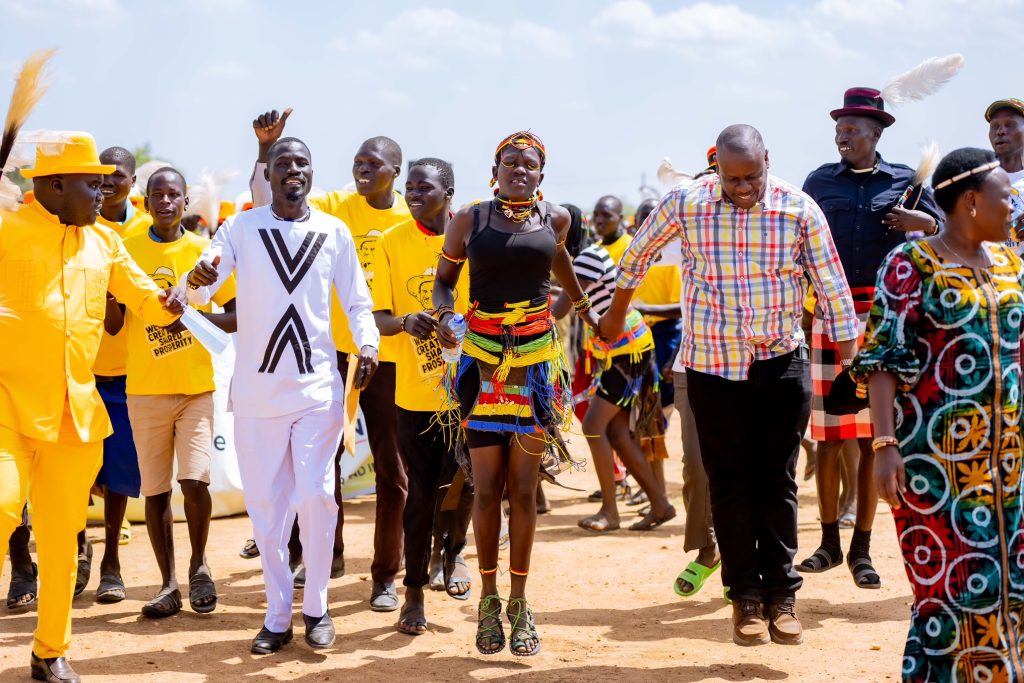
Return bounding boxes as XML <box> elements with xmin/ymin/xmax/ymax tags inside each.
<box><xmin>2</xmin><ymin>129</ymin><xmax>74</xmax><ymax>174</ymax></box>
<box><xmin>186</xmin><ymin>168</ymin><xmax>239</xmax><ymax>231</ymax></box>
<box><xmin>880</xmin><ymin>54</ymin><xmax>965</xmax><ymax>107</ymax></box>
<box><xmin>913</xmin><ymin>141</ymin><xmax>941</xmax><ymax>186</ymax></box>
<box><xmin>0</xmin><ymin>175</ymin><xmax>22</xmax><ymax>211</ymax></box>
<box><xmin>657</xmin><ymin>157</ymin><xmax>693</xmax><ymax>189</ymax></box>
<box><xmin>134</xmin><ymin>159</ymin><xmax>173</xmax><ymax>197</ymax></box>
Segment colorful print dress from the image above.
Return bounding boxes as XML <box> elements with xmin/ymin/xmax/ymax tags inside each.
<box><xmin>851</xmin><ymin>240</ymin><xmax>1024</xmax><ymax>683</ymax></box>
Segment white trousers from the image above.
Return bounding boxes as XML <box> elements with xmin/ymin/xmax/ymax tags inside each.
<box><xmin>235</xmin><ymin>401</ymin><xmax>343</xmax><ymax>632</ymax></box>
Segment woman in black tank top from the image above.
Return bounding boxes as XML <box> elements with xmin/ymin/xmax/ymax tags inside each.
<box><xmin>433</xmin><ymin>132</ymin><xmax>598</xmax><ymax>657</ymax></box>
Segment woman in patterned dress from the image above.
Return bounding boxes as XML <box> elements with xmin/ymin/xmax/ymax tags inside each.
<box><xmin>852</xmin><ymin>148</ymin><xmax>1022</xmax><ymax>682</ymax></box>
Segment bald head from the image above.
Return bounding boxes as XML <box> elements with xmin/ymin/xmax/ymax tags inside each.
<box><xmin>714</xmin><ymin>125</ymin><xmax>769</xmax><ymax>210</ymax></box>
<box><xmin>716</xmin><ymin>124</ymin><xmax>765</xmax><ymax>156</ymax></box>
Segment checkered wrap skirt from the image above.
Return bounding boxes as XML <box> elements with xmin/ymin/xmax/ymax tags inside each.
<box><xmin>809</xmin><ymin>286</ymin><xmax>874</xmax><ymax>441</ymax></box>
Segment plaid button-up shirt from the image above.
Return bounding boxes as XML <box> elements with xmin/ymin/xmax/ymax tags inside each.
<box><xmin>617</xmin><ymin>174</ymin><xmax>857</xmax><ymax>380</ymax></box>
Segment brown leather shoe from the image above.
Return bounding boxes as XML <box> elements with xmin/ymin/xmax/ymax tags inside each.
<box><xmin>766</xmin><ymin>602</ymin><xmax>804</xmax><ymax>645</ymax></box>
<box><xmin>30</xmin><ymin>653</ymin><xmax>80</xmax><ymax>682</ymax></box>
<box><xmin>731</xmin><ymin>599</ymin><xmax>770</xmax><ymax>646</ymax></box>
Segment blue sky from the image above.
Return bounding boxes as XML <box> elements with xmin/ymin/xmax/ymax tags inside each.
<box><xmin>1</xmin><ymin>0</ymin><xmax>1019</xmax><ymax>211</ymax></box>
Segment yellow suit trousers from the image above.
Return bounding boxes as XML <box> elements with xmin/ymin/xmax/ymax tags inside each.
<box><xmin>0</xmin><ymin>404</ymin><xmax>102</xmax><ymax>658</ymax></box>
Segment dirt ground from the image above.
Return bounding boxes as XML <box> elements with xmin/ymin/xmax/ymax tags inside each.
<box><xmin>0</xmin><ymin>416</ymin><xmax>912</xmax><ymax>682</ymax></box>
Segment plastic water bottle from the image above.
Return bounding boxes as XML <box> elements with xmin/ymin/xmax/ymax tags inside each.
<box><xmin>441</xmin><ymin>314</ymin><xmax>467</xmax><ymax>363</ymax></box>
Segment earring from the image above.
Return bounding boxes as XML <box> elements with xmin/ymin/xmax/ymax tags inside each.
<box><xmin>970</xmin><ymin>206</ymin><xmax>977</xmax><ymax>218</ymax></box>
<box><xmin>488</xmin><ymin>177</ymin><xmax>496</xmax><ymax>188</ymax></box>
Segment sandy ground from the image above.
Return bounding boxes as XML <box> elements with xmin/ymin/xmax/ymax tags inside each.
<box><xmin>0</xmin><ymin>416</ymin><xmax>913</xmax><ymax>682</ymax></box>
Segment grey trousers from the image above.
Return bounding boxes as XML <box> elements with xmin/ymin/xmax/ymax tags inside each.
<box><xmin>673</xmin><ymin>371</ymin><xmax>716</xmax><ymax>552</ymax></box>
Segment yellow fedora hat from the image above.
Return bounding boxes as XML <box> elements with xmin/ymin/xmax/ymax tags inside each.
<box><xmin>21</xmin><ymin>131</ymin><xmax>115</xmax><ymax>178</ymax></box>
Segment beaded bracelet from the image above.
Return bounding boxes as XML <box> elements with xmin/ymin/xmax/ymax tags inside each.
<box><xmin>871</xmin><ymin>436</ymin><xmax>899</xmax><ymax>452</ymax></box>
<box><xmin>440</xmin><ymin>249</ymin><xmax>467</xmax><ymax>265</ymax></box>
<box><xmin>572</xmin><ymin>294</ymin><xmax>592</xmax><ymax>313</ymax></box>
<box><xmin>400</xmin><ymin>314</ymin><xmax>410</xmax><ymax>333</ymax></box>
<box><xmin>435</xmin><ymin>305</ymin><xmax>455</xmax><ymax>321</ymax></box>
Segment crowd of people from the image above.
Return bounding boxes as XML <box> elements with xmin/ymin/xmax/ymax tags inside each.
<box><xmin>1</xmin><ymin>84</ymin><xmax>1023</xmax><ymax>682</ymax></box>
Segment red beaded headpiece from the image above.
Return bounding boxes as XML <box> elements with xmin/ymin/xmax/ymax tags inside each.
<box><xmin>494</xmin><ymin>131</ymin><xmax>546</xmax><ymax>167</ymax></box>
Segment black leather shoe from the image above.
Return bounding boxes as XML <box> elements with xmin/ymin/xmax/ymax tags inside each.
<box><xmin>303</xmin><ymin>612</ymin><xmax>336</xmax><ymax>648</ymax></box>
<box><xmin>369</xmin><ymin>581</ymin><xmax>399</xmax><ymax>612</ymax></box>
<box><xmin>250</xmin><ymin>626</ymin><xmax>293</xmax><ymax>654</ymax></box>
<box><xmin>30</xmin><ymin>653</ymin><xmax>80</xmax><ymax>682</ymax></box>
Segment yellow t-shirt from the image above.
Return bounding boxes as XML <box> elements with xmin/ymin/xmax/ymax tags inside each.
<box><xmin>92</xmin><ymin>203</ymin><xmax>154</xmax><ymax>376</ymax></box>
<box><xmin>371</xmin><ymin>219</ymin><xmax>469</xmax><ymax>412</ymax></box>
<box><xmin>602</xmin><ymin>232</ymin><xmax>633</xmax><ymax>267</ymax></box>
<box><xmin>634</xmin><ymin>264</ymin><xmax>681</xmax><ymax>324</ymax></box>
<box><xmin>311</xmin><ymin>190</ymin><xmax>410</xmax><ymax>360</ymax></box>
<box><xmin>122</xmin><ymin>230</ymin><xmax>237</xmax><ymax>395</ymax></box>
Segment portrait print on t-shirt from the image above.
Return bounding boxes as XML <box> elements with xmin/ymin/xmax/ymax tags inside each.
<box><xmin>405</xmin><ymin>268</ymin><xmax>459</xmax><ymax>381</ymax></box>
<box><xmin>356</xmin><ymin>229</ymin><xmax>383</xmax><ymax>276</ymax></box>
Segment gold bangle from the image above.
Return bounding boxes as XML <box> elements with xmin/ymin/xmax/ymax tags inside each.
<box><xmin>871</xmin><ymin>436</ymin><xmax>899</xmax><ymax>452</ymax></box>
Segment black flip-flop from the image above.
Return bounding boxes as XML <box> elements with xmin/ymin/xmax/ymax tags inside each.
<box><xmin>189</xmin><ymin>567</ymin><xmax>218</xmax><ymax>613</ymax></box>
<box><xmin>96</xmin><ymin>574</ymin><xmax>126</xmax><ymax>604</ymax></box>
<box><xmin>629</xmin><ymin>505</ymin><xmax>677</xmax><ymax>531</ymax></box>
<box><xmin>849</xmin><ymin>556</ymin><xmax>881</xmax><ymax>589</ymax></box>
<box><xmin>141</xmin><ymin>587</ymin><xmax>182</xmax><ymax>619</ymax></box>
<box><xmin>796</xmin><ymin>547</ymin><xmax>843</xmax><ymax>573</ymax></box>
<box><xmin>74</xmin><ymin>541</ymin><xmax>92</xmax><ymax>596</ymax></box>
<box><xmin>397</xmin><ymin>603</ymin><xmax>428</xmax><ymax>636</ymax></box>
<box><xmin>6</xmin><ymin>562</ymin><xmax>37</xmax><ymax>612</ymax></box>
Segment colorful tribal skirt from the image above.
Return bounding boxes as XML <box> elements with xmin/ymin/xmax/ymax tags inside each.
<box><xmin>438</xmin><ymin>300</ymin><xmax>578</xmax><ymax>479</ymax></box>
<box><xmin>810</xmin><ymin>286</ymin><xmax>873</xmax><ymax>441</ymax></box>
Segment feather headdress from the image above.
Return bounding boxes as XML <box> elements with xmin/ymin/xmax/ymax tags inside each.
<box><xmin>657</xmin><ymin>157</ymin><xmax>693</xmax><ymax>190</ymax></box>
<box><xmin>186</xmin><ymin>168</ymin><xmax>239</xmax><ymax>233</ymax></box>
<box><xmin>0</xmin><ymin>49</ymin><xmax>57</xmax><ymax>176</ymax></box>
<box><xmin>880</xmin><ymin>54</ymin><xmax>964</xmax><ymax>107</ymax></box>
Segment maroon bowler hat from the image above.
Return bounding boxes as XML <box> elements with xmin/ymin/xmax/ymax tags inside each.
<box><xmin>830</xmin><ymin>87</ymin><xmax>895</xmax><ymax>128</ymax></box>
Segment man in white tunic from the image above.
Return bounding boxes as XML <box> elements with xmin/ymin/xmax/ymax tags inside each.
<box><xmin>185</xmin><ymin>137</ymin><xmax>379</xmax><ymax>653</ymax></box>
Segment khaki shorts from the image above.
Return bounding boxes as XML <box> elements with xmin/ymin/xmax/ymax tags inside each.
<box><xmin>127</xmin><ymin>392</ymin><xmax>213</xmax><ymax>496</ymax></box>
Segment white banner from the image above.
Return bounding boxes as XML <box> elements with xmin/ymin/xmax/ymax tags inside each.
<box><xmin>90</xmin><ymin>337</ymin><xmax>375</xmax><ymax>523</ymax></box>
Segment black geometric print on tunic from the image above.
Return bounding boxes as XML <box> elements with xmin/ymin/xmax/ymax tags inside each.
<box><xmin>259</xmin><ymin>303</ymin><xmax>314</xmax><ymax>374</ymax></box>
<box><xmin>258</xmin><ymin>228</ymin><xmax>327</xmax><ymax>294</ymax></box>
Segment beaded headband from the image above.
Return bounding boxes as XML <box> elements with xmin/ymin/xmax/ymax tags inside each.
<box><xmin>494</xmin><ymin>131</ymin><xmax>546</xmax><ymax>166</ymax></box>
<box><xmin>933</xmin><ymin>161</ymin><xmax>1000</xmax><ymax>190</ymax></box>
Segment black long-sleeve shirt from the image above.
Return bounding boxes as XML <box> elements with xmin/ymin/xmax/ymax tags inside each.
<box><xmin>803</xmin><ymin>156</ymin><xmax>943</xmax><ymax>289</ymax></box>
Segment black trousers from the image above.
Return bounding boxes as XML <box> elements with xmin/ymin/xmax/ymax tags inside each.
<box><xmin>397</xmin><ymin>407</ymin><xmax>472</xmax><ymax>589</ymax></box>
<box><xmin>686</xmin><ymin>350</ymin><xmax>810</xmax><ymax>604</ymax></box>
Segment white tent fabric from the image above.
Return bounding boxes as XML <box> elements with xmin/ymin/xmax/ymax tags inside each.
<box><xmin>89</xmin><ymin>338</ymin><xmax>375</xmax><ymax>523</ymax></box>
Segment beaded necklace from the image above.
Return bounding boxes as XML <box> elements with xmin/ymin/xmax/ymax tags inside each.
<box><xmin>493</xmin><ymin>193</ymin><xmax>541</xmax><ymax>223</ymax></box>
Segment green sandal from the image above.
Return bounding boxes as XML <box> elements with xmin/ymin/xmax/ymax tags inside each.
<box><xmin>476</xmin><ymin>594</ymin><xmax>505</xmax><ymax>655</ymax></box>
<box><xmin>506</xmin><ymin>597</ymin><xmax>541</xmax><ymax>657</ymax></box>
<box><xmin>673</xmin><ymin>560</ymin><xmax>721</xmax><ymax>598</ymax></box>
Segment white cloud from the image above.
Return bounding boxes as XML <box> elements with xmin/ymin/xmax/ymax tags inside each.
<box><xmin>2</xmin><ymin>0</ymin><xmax>120</xmax><ymax>18</ymax></box>
<box><xmin>330</xmin><ymin>8</ymin><xmax>571</xmax><ymax>69</ymax></box>
<box><xmin>813</xmin><ymin>0</ymin><xmax>906</xmax><ymax>22</ymax></box>
<box><xmin>591</xmin><ymin>0</ymin><xmax>847</xmax><ymax>59</ymax></box>
<box><xmin>511</xmin><ymin>20</ymin><xmax>573</xmax><ymax>59</ymax></box>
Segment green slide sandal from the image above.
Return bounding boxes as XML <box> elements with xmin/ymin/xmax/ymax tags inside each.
<box><xmin>673</xmin><ymin>560</ymin><xmax>722</xmax><ymax>598</ymax></box>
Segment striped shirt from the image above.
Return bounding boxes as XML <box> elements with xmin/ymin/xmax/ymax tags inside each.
<box><xmin>573</xmin><ymin>244</ymin><xmax>616</xmax><ymax>315</ymax></box>
<box><xmin>617</xmin><ymin>174</ymin><xmax>857</xmax><ymax>380</ymax></box>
